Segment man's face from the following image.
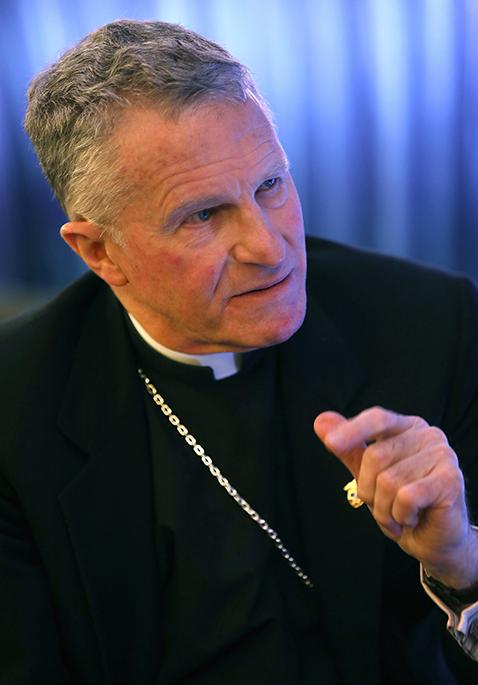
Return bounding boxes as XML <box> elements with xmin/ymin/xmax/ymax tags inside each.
<box><xmin>105</xmin><ymin>98</ymin><xmax>307</xmax><ymax>353</ymax></box>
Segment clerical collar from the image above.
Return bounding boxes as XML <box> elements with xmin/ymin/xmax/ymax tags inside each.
<box><xmin>128</xmin><ymin>313</ymin><xmax>242</xmax><ymax>380</ymax></box>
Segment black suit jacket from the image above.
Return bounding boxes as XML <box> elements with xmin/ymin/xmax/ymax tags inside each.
<box><xmin>1</xmin><ymin>237</ymin><xmax>478</xmax><ymax>684</ymax></box>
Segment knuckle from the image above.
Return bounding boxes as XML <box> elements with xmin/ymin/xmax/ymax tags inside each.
<box><xmin>365</xmin><ymin>406</ymin><xmax>389</xmax><ymax>433</ymax></box>
<box><xmin>432</xmin><ymin>442</ymin><xmax>457</xmax><ymax>465</ymax></box>
<box><xmin>363</xmin><ymin>442</ymin><xmax>384</xmax><ymax>468</ymax></box>
<box><xmin>433</xmin><ymin>461</ymin><xmax>465</xmax><ymax>501</ymax></box>
<box><xmin>369</xmin><ymin>405</ymin><xmax>386</xmax><ymax>421</ymax></box>
<box><xmin>376</xmin><ymin>470</ymin><xmax>396</xmax><ymax>493</ymax></box>
<box><xmin>411</xmin><ymin>415</ymin><xmax>428</xmax><ymax>430</ymax></box>
<box><xmin>426</xmin><ymin>425</ymin><xmax>448</xmax><ymax>444</ymax></box>
<box><xmin>445</xmin><ymin>464</ymin><xmax>465</xmax><ymax>492</ymax></box>
<box><xmin>395</xmin><ymin>485</ymin><xmax>415</xmax><ymax>511</ymax></box>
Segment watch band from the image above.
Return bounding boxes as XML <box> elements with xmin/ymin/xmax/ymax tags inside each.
<box><xmin>423</xmin><ymin>571</ymin><xmax>478</xmax><ymax>612</ymax></box>
<box><xmin>420</xmin><ymin>564</ymin><xmax>478</xmax><ymax>661</ymax></box>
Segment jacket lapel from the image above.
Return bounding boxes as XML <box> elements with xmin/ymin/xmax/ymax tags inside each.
<box><xmin>54</xmin><ymin>279</ymin><xmax>384</xmax><ymax>683</ymax></box>
<box><xmin>57</xmin><ymin>286</ymin><xmax>161</xmax><ymax>684</ymax></box>
<box><xmin>279</xmin><ymin>296</ymin><xmax>384</xmax><ymax>685</ymax></box>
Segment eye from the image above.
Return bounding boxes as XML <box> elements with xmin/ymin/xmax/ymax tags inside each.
<box><xmin>185</xmin><ymin>208</ymin><xmax>214</xmax><ymax>225</ymax></box>
<box><xmin>195</xmin><ymin>208</ymin><xmax>213</xmax><ymax>222</ymax></box>
<box><xmin>258</xmin><ymin>177</ymin><xmax>281</xmax><ymax>192</ymax></box>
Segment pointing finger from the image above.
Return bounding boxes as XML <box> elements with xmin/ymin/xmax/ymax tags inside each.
<box><xmin>325</xmin><ymin>407</ymin><xmax>422</xmax><ymax>453</ymax></box>
<box><xmin>314</xmin><ymin>411</ymin><xmax>365</xmax><ymax>479</ymax></box>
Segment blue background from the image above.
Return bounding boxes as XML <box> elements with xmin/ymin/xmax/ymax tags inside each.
<box><xmin>1</xmin><ymin>0</ymin><xmax>477</xmax><ymax>297</ymax></box>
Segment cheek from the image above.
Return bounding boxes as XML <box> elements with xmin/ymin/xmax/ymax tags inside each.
<box><xmin>156</xmin><ymin>249</ymin><xmax>223</xmax><ymax>299</ymax></box>
<box><xmin>192</xmin><ymin>262</ymin><xmax>224</xmax><ymax>300</ymax></box>
<box><xmin>128</xmin><ymin>246</ymin><xmax>187</xmax><ymax>284</ymax></box>
<box><xmin>123</xmin><ymin>235</ymin><xmax>227</xmax><ymax>300</ymax></box>
<box><xmin>159</xmin><ymin>248</ymin><xmax>185</xmax><ymax>269</ymax></box>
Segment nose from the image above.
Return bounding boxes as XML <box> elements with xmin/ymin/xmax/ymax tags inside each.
<box><xmin>230</xmin><ymin>204</ymin><xmax>286</xmax><ymax>268</ymax></box>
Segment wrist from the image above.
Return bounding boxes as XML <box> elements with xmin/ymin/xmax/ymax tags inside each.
<box><xmin>423</xmin><ymin>569</ymin><xmax>478</xmax><ymax>611</ymax></box>
<box><xmin>424</xmin><ymin>525</ymin><xmax>478</xmax><ymax>591</ymax></box>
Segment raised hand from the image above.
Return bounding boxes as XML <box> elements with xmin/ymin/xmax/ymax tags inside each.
<box><xmin>314</xmin><ymin>407</ymin><xmax>478</xmax><ymax>590</ymax></box>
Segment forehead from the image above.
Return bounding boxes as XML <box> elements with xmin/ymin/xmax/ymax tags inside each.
<box><xmin>112</xmin><ymin>99</ymin><xmax>284</xmax><ymax>194</ymax></box>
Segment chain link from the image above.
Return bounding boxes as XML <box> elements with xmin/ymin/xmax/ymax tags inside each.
<box><xmin>138</xmin><ymin>368</ymin><xmax>314</xmax><ymax>589</ymax></box>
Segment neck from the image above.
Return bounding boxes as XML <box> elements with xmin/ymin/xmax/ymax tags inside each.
<box><xmin>128</xmin><ymin>313</ymin><xmax>241</xmax><ymax>380</ymax></box>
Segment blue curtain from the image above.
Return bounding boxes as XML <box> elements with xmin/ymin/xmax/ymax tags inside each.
<box><xmin>1</xmin><ymin>0</ymin><xmax>477</xmax><ymax>290</ymax></box>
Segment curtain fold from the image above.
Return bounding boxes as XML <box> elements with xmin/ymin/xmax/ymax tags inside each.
<box><xmin>1</xmin><ymin>0</ymin><xmax>477</xmax><ymax>289</ymax></box>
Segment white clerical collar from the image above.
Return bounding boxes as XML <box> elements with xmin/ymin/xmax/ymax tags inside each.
<box><xmin>128</xmin><ymin>313</ymin><xmax>241</xmax><ymax>380</ymax></box>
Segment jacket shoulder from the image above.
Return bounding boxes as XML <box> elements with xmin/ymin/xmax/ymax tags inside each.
<box><xmin>0</xmin><ymin>272</ymin><xmax>105</xmax><ymax>383</ymax></box>
<box><xmin>305</xmin><ymin>236</ymin><xmax>477</xmax><ymax>309</ymax></box>
<box><xmin>304</xmin><ymin>236</ymin><xmax>478</xmax><ymax>430</ymax></box>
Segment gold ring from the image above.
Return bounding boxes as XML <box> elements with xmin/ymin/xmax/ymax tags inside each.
<box><xmin>344</xmin><ymin>479</ymin><xmax>364</xmax><ymax>509</ymax></box>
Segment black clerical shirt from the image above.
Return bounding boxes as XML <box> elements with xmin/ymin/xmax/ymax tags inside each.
<box><xmin>127</xmin><ymin>318</ymin><xmax>341</xmax><ymax>684</ymax></box>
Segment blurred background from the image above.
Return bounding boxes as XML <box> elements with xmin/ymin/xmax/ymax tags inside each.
<box><xmin>1</xmin><ymin>0</ymin><xmax>477</xmax><ymax>318</ymax></box>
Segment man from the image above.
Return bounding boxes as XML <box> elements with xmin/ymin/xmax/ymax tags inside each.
<box><xmin>1</xmin><ymin>19</ymin><xmax>478</xmax><ymax>684</ymax></box>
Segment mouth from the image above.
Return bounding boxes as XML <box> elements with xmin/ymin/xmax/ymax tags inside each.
<box><xmin>236</xmin><ymin>271</ymin><xmax>292</xmax><ymax>298</ymax></box>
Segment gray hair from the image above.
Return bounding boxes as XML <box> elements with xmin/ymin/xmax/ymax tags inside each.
<box><xmin>25</xmin><ymin>19</ymin><xmax>270</xmax><ymax>241</ymax></box>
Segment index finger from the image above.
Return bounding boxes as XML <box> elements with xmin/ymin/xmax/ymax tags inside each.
<box><xmin>314</xmin><ymin>410</ymin><xmax>365</xmax><ymax>478</ymax></box>
<box><xmin>325</xmin><ymin>407</ymin><xmax>419</xmax><ymax>453</ymax></box>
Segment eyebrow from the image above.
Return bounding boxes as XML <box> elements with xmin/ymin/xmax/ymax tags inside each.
<box><xmin>162</xmin><ymin>195</ymin><xmax>230</xmax><ymax>231</ymax></box>
<box><xmin>162</xmin><ymin>158</ymin><xmax>290</xmax><ymax>231</ymax></box>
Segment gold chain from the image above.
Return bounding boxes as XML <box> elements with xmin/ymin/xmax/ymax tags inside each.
<box><xmin>138</xmin><ymin>368</ymin><xmax>314</xmax><ymax>589</ymax></box>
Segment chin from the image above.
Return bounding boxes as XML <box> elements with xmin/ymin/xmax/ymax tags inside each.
<box><xmin>239</xmin><ymin>305</ymin><xmax>307</xmax><ymax>350</ymax></box>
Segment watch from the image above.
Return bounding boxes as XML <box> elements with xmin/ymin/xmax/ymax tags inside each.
<box><xmin>423</xmin><ymin>572</ymin><xmax>478</xmax><ymax>612</ymax></box>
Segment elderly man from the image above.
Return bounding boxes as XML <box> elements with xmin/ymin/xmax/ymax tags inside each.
<box><xmin>1</xmin><ymin>19</ymin><xmax>478</xmax><ymax>685</ymax></box>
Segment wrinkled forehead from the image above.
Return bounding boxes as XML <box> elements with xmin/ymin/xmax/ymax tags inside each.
<box><xmin>111</xmin><ymin>98</ymin><xmax>283</xmax><ymax>186</ymax></box>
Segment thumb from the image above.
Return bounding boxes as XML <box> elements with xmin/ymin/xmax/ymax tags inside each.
<box><xmin>313</xmin><ymin>411</ymin><xmax>364</xmax><ymax>479</ymax></box>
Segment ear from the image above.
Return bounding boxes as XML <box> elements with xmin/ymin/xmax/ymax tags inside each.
<box><xmin>60</xmin><ymin>221</ymin><xmax>128</xmax><ymax>287</ymax></box>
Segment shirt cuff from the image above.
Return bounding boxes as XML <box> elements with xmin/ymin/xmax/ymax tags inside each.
<box><xmin>420</xmin><ymin>564</ymin><xmax>478</xmax><ymax>660</ymax></box>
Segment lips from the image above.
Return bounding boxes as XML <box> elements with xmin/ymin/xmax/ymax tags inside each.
<box><xmin>236</xmin><ymin>271</ymin><xmax>291</xmax><ymax>297</ymax></box>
